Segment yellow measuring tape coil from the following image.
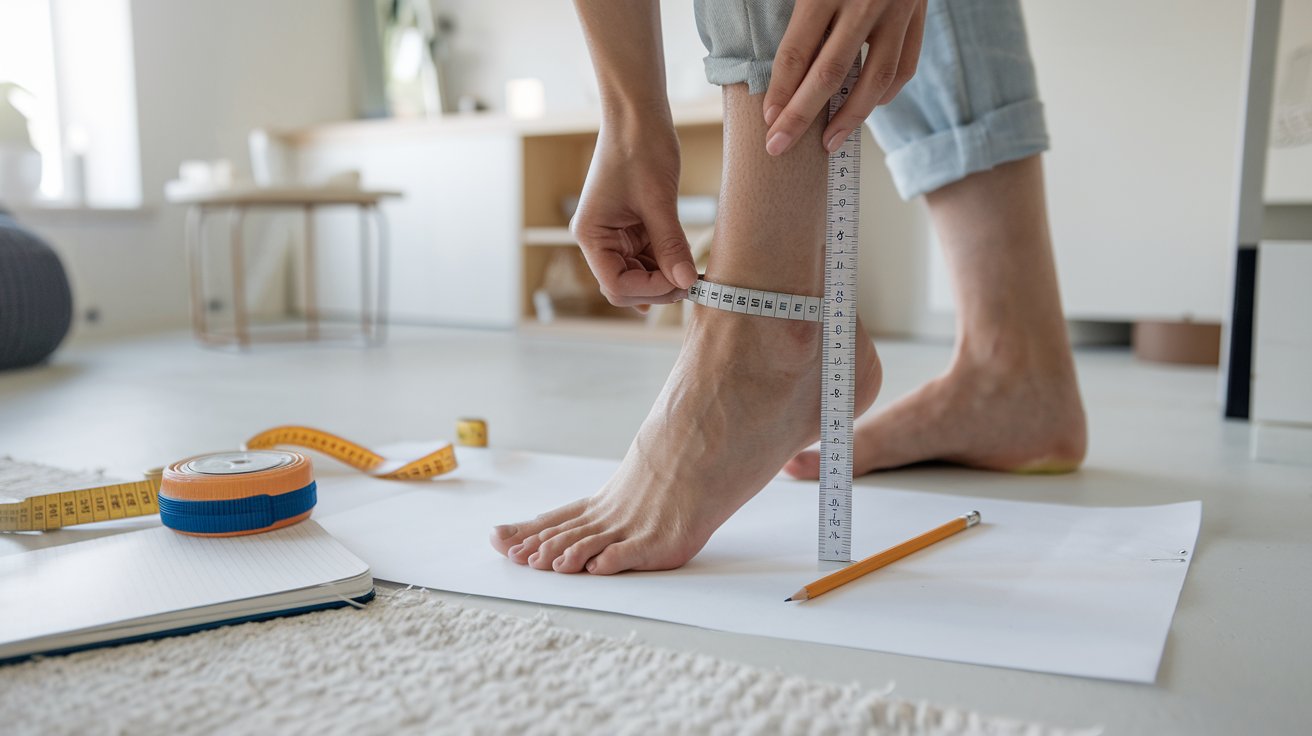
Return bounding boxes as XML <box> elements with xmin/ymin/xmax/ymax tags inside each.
<box><xmin>456</xmin><ymin>418</ymin><xmax>488</xmax><ymax>448</ymax></box>
<box><xmin>0</xmin><ymin>424</ymin><xmax>463</xmax><ymax>533</ymax></box>
<box><xmin>244</xmin><ymin>425</ymin><xmax>457</xmax><ymax>479</ymax></box>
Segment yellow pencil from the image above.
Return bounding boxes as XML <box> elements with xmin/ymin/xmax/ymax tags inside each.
<box><xmin>786</xmin><ymin>511</ymin><xmax>981</xmax><ymax>602</ymax></box>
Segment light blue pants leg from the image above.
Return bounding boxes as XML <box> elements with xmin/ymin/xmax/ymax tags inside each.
<box><xmin>694</xmin><ymin>0</ymin><xmax>1050</xmax><ymax>199</ymax></box>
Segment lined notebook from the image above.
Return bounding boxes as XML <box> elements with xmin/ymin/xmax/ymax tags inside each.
<box><xmin>0</xmin><ymin>520</ymin><xmax>372</xmax><ymax>664</ymax></box>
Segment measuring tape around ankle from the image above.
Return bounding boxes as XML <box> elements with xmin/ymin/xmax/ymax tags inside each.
<box><xmin>686</xmin><ymin>279</ymin><xmax>822</xmax><ymax>321</ymax></box>
<box><xmin>0</xmin><ymin>425</ymin><xmax>462</xmax><ymax>533</ymax></box>
<box><xmin>818</xmin><ymin>59</ymin><xmax>862</xmax><ymax>563</ymax></box>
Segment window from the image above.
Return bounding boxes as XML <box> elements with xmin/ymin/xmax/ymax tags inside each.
<box><xmin>0</xmin><ymin>0</ymin><xmax>64</xmax><ymax>198</ymax></box>
<box><xmin>0</xmin><ymin>0</ymin><xmax>140</xmax><ymax>207</ymax></box>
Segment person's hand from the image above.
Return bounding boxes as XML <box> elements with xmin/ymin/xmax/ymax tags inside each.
<box><xmin>572</xmin><ymin>121</ymin><xmax>698</xmax><ymax>311</ymax></box>
<box><xmin>762</xmin><ymin>0</ymin><xmax>926</xmax><ymax>156</ymax></box>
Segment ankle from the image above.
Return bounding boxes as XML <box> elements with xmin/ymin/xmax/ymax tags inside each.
<box><xmin>953</xmin><ymin>326</ymin><xmax>1074</xmax><ymax>376</ymax></box>
<box><xmin>686</xmin><ymin>303</ymin><xmax>820</xmax><ymax>375</ymax></box>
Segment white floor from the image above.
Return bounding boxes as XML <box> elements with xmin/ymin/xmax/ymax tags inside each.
<box><xmin>2</xmin><ymin>326</ymin><xmax>1308</xmax><ymax>734</ymax></box>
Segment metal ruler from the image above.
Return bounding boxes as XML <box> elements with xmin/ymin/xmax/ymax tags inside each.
<box><xmin>818</xmin><ymin>59</ymin><xmax>862</xmax><ymax>562</ymax></box>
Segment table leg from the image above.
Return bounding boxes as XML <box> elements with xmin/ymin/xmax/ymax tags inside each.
<box><xmin>359</xmin><ymin>204</ymin><xmax>373</xmax><ymax>342</ymax></box>
<box><xmin>186</xmin><ymin>206</ymin><xmax>208</xmax><ymax>341</ymax></box>
<box><xmin>229</xmin><ymin>207</ymin><xmax>250</xmax><ymax>348</ymax></box>
<box><xmin>373</xmin><ymin>204</ymin><xmax>389</xmax><ymax>345</ymax></box>
<box><xmin>304</xmin><ymin>205</ymin><xmax>319</xmax><ymax>341</ymax></box>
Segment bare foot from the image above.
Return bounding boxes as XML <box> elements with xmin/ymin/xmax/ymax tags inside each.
<box><xmin>490</xmin><ymin>82</ymin><xmax>883</xmax><ymax>574</ymax></box>
<box><xmin>783</xmin><ymin>339</ymin><xmax>1086</xmax><ymax>477</ymax></box>
<box><xmin>490</xmin><ymin>309</ymin><xmax>880</xmax><ymax>573</ymax></box>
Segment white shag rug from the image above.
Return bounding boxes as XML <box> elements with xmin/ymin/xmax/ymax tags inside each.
<box><xmin>1</xmin><ymin>459</ymin><xmax>1081</xmax><ymax>736</ymax></box>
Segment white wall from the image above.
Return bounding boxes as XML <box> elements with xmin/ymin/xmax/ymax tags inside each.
<box><xmin>25</xmin><ymin>0</ymin><xmax>1307</xmax><ymax>339</ymax></box>
<box><xmin>24</xmin><ymin>0</ymin><xmax>359</xmax><ymax>337</ymax></box>
<box><xmin>437</xmin><ymin>0</ymin><xmax>718</xmax><ymax>113</ymax></box>
<box><xmin>1266</xmin><ymin>0</ymin><xmax>1312</xmax><ymax>204</ymax></box>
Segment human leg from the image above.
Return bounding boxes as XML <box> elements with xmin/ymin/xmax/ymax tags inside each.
<box><xmin>490</xmin><ymin>84</ymin><xmax>880</xmax><ymax>573</ymax></box>
<box><xmin>785</xmin><ymin>0</ymin><xmax>1086</xmax><ymax>476</ymax></box>
<box><xmin>787</xmin><ymin>154</ymin><xmax>1086</xmax><ymax>476</ymax></box>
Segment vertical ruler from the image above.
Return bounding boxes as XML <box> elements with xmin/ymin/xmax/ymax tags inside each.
<box><xmin>818</xmin><ymin>59</ymin><xmax>862</xmax><ymax>562</ymax></box>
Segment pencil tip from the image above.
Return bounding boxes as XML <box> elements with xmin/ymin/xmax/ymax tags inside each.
<box><xmin>784</xmin><ymin>597</ymin><xmax>792</xmax><ymax>602</ymax></box>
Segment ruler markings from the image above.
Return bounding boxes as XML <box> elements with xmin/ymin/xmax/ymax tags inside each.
<box><xmin>818</xmin><ymin>58</ymin><xmax>863</xmax><ymax>563</ymax></box>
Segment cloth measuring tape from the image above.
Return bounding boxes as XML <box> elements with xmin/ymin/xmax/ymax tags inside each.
<box><xmin>0</xmin><ymin>425</ymin><xmax>463</xmax><ymax>535</ymax></box>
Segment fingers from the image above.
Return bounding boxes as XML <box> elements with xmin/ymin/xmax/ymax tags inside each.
<box><xmin>575</xmin><ymin>214</ymin><xmax>695</xmax><ymax>309</ymax></box>
<box><xmin>764</xmin><ymin>17</ymin><xmax>869</xmax><ymax>156</ymax></box>
<box><xmin>878</xmin><ymin>0</ymin><xmax>924</xmax><ymax>106</ymax></box>
<box><xmin>763</xmin><ymin>4</ymin><xmax>833</xmax><ymax>129</ymax></box>
<box><xmin>642</xmin><ymin>208</ymin><xmax>697</xmax><ymax>290</ymax></box>
<box><xmin>821</xmin><ymin>5</ymin><xmax>916</xmax><ymax>152</ymax></box>
<box><xmin>600</xmin><ymin>287</ymin><xmax>687</xmax><ymax>309</ymax></box>
<box><xmin>577</xmin><ymin>236</ymin><xmax>679</xmax><ymax>298</ymax></box>
<box><xmin>766</xmin><ymin>1</ymin><xmax>928</xmax><ymax>156</ymax></box>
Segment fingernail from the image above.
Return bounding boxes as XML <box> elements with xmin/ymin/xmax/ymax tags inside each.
<box><xmin>673</xmin><ymin>262</ymin><xmax>698</xmax><ymax>289</ymax></box>
<box><xmin>764</xmin><ymin>104</ymin><xmax>781</xmax><ymax>126</ymax></box>
<box><xmin>766</xmin><ymin>131</ymin><xmax>793</xmax><ymax>156</ymax></box>
<box><xmin>825</xmin><ymin>131</ymin><xmax>846</xmax><ymax>153</ymax></box>
<box><xmin>494</xmin><ymin>524</ymin><xmax>518</xmax><ymax>540</ymax></box>
<box><xmin>586</xmin><ymin>560</ymin><xmax>597</xmax><ymax>573</ymax></box>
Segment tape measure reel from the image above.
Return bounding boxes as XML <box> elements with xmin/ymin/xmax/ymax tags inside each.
<box><xmin>456</xmin><ymin>418</ymin><xmax>488</xmax><ymax>448</ymax></box>
<box><xmin>1</xmin><ymin>424</ymin><xmax>470</xmax><ymax>534</ymax></box>
<box><xmin>158</xmin><ymin>451</ymin><xmax>315</xmax><ymax>537</ymax></box>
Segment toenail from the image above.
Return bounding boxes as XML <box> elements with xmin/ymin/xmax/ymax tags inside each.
<box><xmin>494</xmin><ymin>525</ymin><xmax>518</xmax><ymax>540</ymax></box>
<box><xmin>586</xmin><ymin>560</ymin><xmax>597</xmax><ymax>573</ymax></box>
<box><xmin>528</xmin><ymin>552</ymin><xmax>540</xmax><ymax>564</ymax></box>
<box><xmin>508</xmin><ymin>544</ymin><xmax>523</xmax><ymax>556</ymax></box>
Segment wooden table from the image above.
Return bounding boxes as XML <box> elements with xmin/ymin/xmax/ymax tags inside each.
<box><xmin>167</xmin><ymin>186</ymin><xmax>401</xmax><ymax>348</ymax></box>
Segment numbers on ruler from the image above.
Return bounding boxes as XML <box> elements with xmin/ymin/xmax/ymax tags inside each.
<box><xmin>819</xmin><ymin>59</ymin><xmax>861</xmax><ymax>562</ymax></box>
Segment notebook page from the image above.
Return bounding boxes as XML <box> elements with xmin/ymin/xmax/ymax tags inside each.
<box><xmin>0</xmin><ymin>520</ymin><xmax>370</xmax><ymax>647</ymax></box>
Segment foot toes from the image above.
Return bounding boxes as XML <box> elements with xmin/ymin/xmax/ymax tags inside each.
<box><xmin>508</xmin><ymin>531</ymin><xmax>547</xmax><ymax>564</ymax></box>
<box><xmin>529</xmin><ymin>523</ymin><xmax>599</xmax><ymax>571</ymax></box>
<box><xmin>490</xmin><ymin>499</ymin><xmax>588</xmax><ymax>556</ymax></box>
<box><xmin>783</xmin><ymin>449</ymin><xmax>820</xmax><ymax>480</ymax></box>
<box><xmin>554</xmin><ymin>532</ymin><xmax>620</xmax><ymax>574</ymax></box>
<box><xmin>586</xmin><ymin>540</ymin><xmax>646</xmax><ymax>576</ymax></box>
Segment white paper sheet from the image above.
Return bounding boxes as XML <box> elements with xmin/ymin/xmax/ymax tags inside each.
<box><xmin>317</xmin><ymin>448</ymin><xmax>1201</xmax><ymax>683</ymax></box>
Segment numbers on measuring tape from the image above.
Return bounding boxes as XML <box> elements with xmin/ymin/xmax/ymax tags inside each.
<box><xmin>817</xmin><ymin>56</ymin><xmax>862</xmax><ymax>563</ymax></box>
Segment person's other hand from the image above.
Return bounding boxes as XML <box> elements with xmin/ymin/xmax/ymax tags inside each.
<box><xmin>762</xmin><ymin>0</ymin><xmax>926</xmax><ymax>156</ymax></box>
<box><xmin>572</xmin><ymin>122</ymin><xmax>697</xmax><ymax>312</ymax></box>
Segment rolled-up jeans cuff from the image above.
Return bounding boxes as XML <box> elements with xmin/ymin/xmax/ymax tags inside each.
<box><xmin>703</xmin><ymin>57</ymin><xmax>775</xmax><ymax>95</ymax></box>
<box><xmin>881</xmin><ymin>98</ymin><xmax>1050</xmax><ymax>199</ymax></box>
